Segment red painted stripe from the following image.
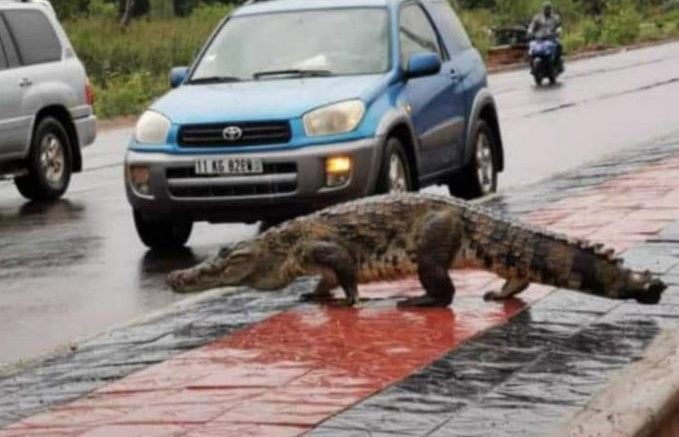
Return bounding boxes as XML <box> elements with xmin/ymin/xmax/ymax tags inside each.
<box><xmin>1</xmin><ymin>275</ymin><xmax>551</xmax><ymax>437</ymax></box>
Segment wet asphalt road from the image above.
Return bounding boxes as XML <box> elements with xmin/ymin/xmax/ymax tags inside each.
<box><xmin>2</xmin><ymin>42</ymin><xmax>679</xmax><ymax>366</ymax></box>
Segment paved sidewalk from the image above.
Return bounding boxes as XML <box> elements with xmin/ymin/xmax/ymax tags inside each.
<box><xmin>2</xmin><ymin>137</ymin><xmax>679</xmax><ymax>436</ymax></box>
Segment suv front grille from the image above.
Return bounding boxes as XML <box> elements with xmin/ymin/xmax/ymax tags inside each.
<box><xmin>166</xmin><ymin>163</ymin><xmax>298</xmax><ymax>198</ymax></box>
<box><xmin>178</xmin><ymin>121</ymin><xmax>292</xmax><ymax>148</ymax></box>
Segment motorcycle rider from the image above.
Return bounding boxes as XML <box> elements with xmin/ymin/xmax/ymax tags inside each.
<box><xmin>528</xmin><ymin>1</ymin><xmax>563</xmax><ymax>70</ymax></box>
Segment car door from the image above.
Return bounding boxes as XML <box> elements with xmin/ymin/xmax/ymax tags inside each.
<box><xmin>399</xmin><ymin>2</ymin><xmax>466</xmax><ymax>177</ymax></box>
<box><xmin>425</xmin><ymin>0</ymin><xmax>479</xmax><ymax>168</ymax></box>
<box><xmin>0</xmin><ymin>12</ymin><xmax>29</xmax><ymax>159</ymax></box>
<box><xmin>0</xmin><ymin>9</ymin><xmax>64</xmax><ymax>159</ymax></box>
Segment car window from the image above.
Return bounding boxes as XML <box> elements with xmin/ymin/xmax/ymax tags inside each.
<box><xmin>191</xmin><ymin>8</ymin><xmax>389</xmax><ymax>81</ymax></box>
<box><xmin>0</xmin><ymin>44</ymin><xmax>7</xmax><ymax>70</ymax></box>
<box><xmin>0</xmin><ymin>15</ymin><xmax>19</xmax><ymax>67</ymax></box>
<box><xmin>399</xmin><ymin>4</ymin><xmax>442</xmax><ymax>68</ymax></box>
<box><xmin>3</xmin><ymin>10</ymin><xmax>61</xmax><ymax>66</ymax></box>
<box><xmin>426</xmin><ymin>1</ymin><xmax>472</xmax><ymax>54</ymax></box>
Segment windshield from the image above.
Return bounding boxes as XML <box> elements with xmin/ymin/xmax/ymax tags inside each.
<box><xmin>190</xmin><ymin>8</ymin><xmax>390</xmax><ymax>81</ymax></box>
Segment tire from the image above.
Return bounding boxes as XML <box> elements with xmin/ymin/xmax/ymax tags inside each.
<box><xmin>534</xmin><ymin>74</ymin><xmax>544</xmax><ymax>86</ymax></box>
<box><xmin>548</xmin><ymin>74</ymin><xmax>557</xmax><ymax>85</ymax></box>
<box><xmin>375</xmin><ymin>136</ymin><xmax>413</xmax><ymax>194</ymax></box>
<box><xmin>133</xmin><ymin>210</ymin><xmax>193</xmax><ymax>250</ymax></box>
<box><xmin>448</xmin><ymin>120</ymin><xmax>498</xmax><ymax>200</ymax></box>
<box><xmin>15</xmin><ymin>117</ymin><xmax>73</xmax><ymax>201</ymax></box>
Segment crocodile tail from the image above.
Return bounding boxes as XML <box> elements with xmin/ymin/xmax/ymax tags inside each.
<box><xmin>464</xmin><ymin>208</ymin><xmax>666</xmax><ymax>303</ymax></box>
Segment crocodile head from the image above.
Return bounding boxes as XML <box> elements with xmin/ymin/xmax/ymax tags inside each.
<box><xmin>167</xmin><ymin>239</ymin><xmax>294</xmax><ymax>293</ymax></box>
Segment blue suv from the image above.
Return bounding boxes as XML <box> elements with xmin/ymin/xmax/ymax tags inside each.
<box><xmin>126</xmin><ymin>0</ymin><xmax>504</xmax><ymax>249</ymax></box>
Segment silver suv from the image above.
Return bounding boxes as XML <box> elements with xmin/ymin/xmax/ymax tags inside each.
<box><xmin>0</xmin><ymin>0</ymin><xmax>96</xmax><ymax>200</ymax></box>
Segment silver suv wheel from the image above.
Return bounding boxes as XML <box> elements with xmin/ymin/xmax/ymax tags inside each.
<box><xmin>40</xmin><ymin>133</ymin><xmax>66</xmax><ymax>185</ymax></box>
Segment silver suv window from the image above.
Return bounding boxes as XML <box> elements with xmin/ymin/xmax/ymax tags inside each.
<box><xmin>0</xmin><ymin>15</ymin><xmax>18</xmax><ymax>67</ymax></box>
<box><xmin>2</xmin><ymin>10</ymin><xmax>61</xmax><ymax>65</ymax></box>
<box><xmin>0</xmin><ymin>36</ymin><xmax>7</xmax><ymax>69</ymax></box>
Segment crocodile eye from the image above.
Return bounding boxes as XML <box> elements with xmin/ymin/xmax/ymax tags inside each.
<box><xmin>229</xmin><ymin>250</ymin><xmax>252</xmax><ymax>263</ymax></box>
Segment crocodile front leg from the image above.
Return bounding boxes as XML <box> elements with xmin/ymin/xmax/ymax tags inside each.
<box><xmin>303</xmin><ymin>241</ymin><xmax>359</xmax><ymax>306</ymax></box>
<box><xmin>483</xmin><ymin>278</ymin><xmax>530</xmax><ymax>301</ymax></box>
<box><xmin>398</xmin><ymin>211</ymin><xmax>462</xmax><ymax>308</ymax></box>
<box><xmin>300</xmin><ymin>269</ymin><xmax>338</xmax><ymax>302</ymax></box>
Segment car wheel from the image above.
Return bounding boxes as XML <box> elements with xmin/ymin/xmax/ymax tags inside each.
<box><xmin>15</xmin><ymin>117</ymin><xmax>72</xmax><ymax>201</ymax></box>
<box><xmin>133</xmin><ymin>210</ymin><xmax>193</xmax><ymax>250</ymax></box>
<box><xmin>448</xmin><ymin>120</ymin><xmax>498</xmax><ymax>200</ymax></box>
<box><xmin>375</xmin><ymin>137</ymin><xmax>413</xmax><ymax>194</ymax></box>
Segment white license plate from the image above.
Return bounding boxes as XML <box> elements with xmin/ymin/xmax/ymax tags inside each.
<box><xmin>194</xmin><ymin>158</ymin><xmax>264</xmax><ymax>175</ymax></box>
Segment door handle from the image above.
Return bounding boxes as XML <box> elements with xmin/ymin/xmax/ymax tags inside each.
<box><xmin>19</xmin><ymin>78</ymin><xmax>32</xmax><ymax>88</ymax></box>
<box><xmin>449</xmin><ymin>69</ymin><xmax>463</xmax><ymax>82</ymax></box>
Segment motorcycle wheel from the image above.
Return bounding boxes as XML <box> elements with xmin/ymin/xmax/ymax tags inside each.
<box><xmin>534</xmin><ymin>74</ymin><xmax>543</xmax><ymax>86</ymax></box>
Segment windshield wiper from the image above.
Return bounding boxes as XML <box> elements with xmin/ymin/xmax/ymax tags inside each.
<box><xmin>188</xmin><ymin>76</ymin><xmax>241</xmax><ymax>84</ymax></box>
<box><xmin>253</xmin><ymin>69</ymin><xmax>333</xmax><ymax>80</ymax></box>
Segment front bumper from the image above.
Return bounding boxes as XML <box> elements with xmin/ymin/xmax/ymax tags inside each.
<box><xmin>125</xmin><ymin>137</ymin><xmax>384</xmax><ymax>223</ymax></box>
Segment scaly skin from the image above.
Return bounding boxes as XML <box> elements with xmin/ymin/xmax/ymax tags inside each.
<box><xmin>167</xmin><ymin>193</ymin><xmax>667</xmax><ymax>307</ymax></box>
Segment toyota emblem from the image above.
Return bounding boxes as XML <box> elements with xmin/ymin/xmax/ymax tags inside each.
<box><xmin>222</xmin><ymin>126</ymin><xmax>243</xmax><ymax>141</ymax></box>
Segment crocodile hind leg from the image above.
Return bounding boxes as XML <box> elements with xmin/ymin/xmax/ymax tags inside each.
<box><xmin>300</xmin><ymin>269</ymin><xmax>338</xmax><ymax>302</ymax></box>
<box><xmin>398</xmin><ymin>212</ymin><xmax>462</xmax><ymax>308</ymax></box>
<box><xmin>483</xmin><ymin>278</ymin><xmax>530</xmax><ymax>301</ymax></box>
<box><xmin>303</xmin><ymin>241</ymin><xmax>359</xmax><ymax>306</ymax></box>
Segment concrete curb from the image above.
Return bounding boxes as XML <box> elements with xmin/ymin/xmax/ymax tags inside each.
<box><xmin>560</xmin><ymin>328</ymin><xmax>679</xmax><ymax>437</ymax></box>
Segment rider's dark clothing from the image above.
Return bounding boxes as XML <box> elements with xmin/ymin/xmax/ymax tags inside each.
<box><xmin>528</xmin><ymin>12</ymin><xmax>562</xmax><ymax>39</ymax></box>
<box><xmin>528</xmin><ymin>12</ymin><xmax>563</xmax><ymax>64</ymax></box>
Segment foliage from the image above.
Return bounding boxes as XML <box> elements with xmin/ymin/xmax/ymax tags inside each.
<box><xmin>64</xmin><ymin>3</ymin><xmax>231</xmax><ymax>117</ymax></box>
<box><xmin>93</xmin><ymin>72</ymin><xmax>167</xmax><ymax>118</ymax></box>
<box><xmin>600</xmin><ymin>0</ymin><xmax>642</xmax><ymax>45</ymax></box>
<box><xmin>58</xmin><ymin>0</ymin><xmax>679</xmax><ymax>118</ymax></box>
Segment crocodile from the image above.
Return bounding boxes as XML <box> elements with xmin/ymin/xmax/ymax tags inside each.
<box><xmin>167</xmin><ymin>193</ymin><xmax>666</xmax><ymax>307</ymax></box>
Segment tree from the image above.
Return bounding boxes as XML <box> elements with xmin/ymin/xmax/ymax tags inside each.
<box><xmin>120</xmin><ymin>0</ymin><xmax>135</xmax><ymax>25</ymax></box>
<box><xmin>118</xmin><ymin>0</ymin><xmax>149</xmax><ymax>24</ymax></box>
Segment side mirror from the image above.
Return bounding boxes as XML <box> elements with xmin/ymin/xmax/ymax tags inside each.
<box><xmin>405</xmin><ymin>52</ymin><xmax>441</xmax><ymax>79</ymax></box>
<box><xmin>169</xmin><ymin>66</ymin><xmax>189</xmax><ymax>88</ymax></box>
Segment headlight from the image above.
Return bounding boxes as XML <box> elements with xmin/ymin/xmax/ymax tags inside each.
<box><xmin>135</xmin><ymin>111</ymin><xmax>171</xmax><ymax>144</ymax></box>
<box><xmin>303</xmin><ymin>100</ymin><xmax>365</xmax><ymax>137</ymax></box>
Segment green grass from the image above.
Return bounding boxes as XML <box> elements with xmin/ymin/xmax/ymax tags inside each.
<box><xmin>64</xmin><ymin>4</ymin><xmax>231</xmax><ymax>118</ymax></box>
<box><xmin>65</xmin><ymin>2</ymin><xmax>679</xmax><ymax>119</ymax></box>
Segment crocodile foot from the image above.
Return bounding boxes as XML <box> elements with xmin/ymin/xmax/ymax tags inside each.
<box><xmin>483</xmin><ymin>291</ymin><xmax>507</xmax><ymax>301</ymax></box>
<box><xmin>300</xmin><ymin>292</ymin><xmax>335</xmax><ymax>302</ymax></box>
<box><xmin>397</xmin><ymin>295</ymin><xmax>451</xmax><ymax>308</ymax></box>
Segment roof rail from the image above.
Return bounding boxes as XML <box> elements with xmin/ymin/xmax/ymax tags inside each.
<box><xmin>0</xmin><ymin>0</ymin><xmax>55</xmax><ymax>14</ymax></box>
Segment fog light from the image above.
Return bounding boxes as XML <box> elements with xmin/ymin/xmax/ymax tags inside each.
<box><xmin>325</xmin><ymin>156</ymin><xmax>352</xmax><ymax>187</ymax></box>
<box><xmin>128</xmin><ymin>165</ymin><xmax>151</xmax><ymax>195</ymax></box>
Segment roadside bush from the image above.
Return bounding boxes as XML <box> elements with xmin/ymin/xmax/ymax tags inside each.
<box><xmin>64</xmin><ymin>3</ymin><xmax>231</xmax><ymax>117</ymax></box>
<box><xmin>600</xmin><ymin>0</ymin><xmax>642</xmax><ymax>45</ymax></box>
<box><xmin>93</xmin><ymin>72</ymin><xmax>167</xmax><ymax>118</ymax></box>
<box><xmin>459</xmin><ymin>9</ymin><xmax>494</xmax><ymax>57</ymax></box>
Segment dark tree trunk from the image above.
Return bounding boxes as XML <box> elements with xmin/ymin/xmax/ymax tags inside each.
<box><xmin>120</xmin><ymin>0</ymin><xmax>136</xmax><ymax>26</ymax></box>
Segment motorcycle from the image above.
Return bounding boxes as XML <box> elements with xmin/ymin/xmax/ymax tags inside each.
<box><xmin>528</xmin><ymin>36</ymin><xmax>563</xmax><ymax>86</ymax></box>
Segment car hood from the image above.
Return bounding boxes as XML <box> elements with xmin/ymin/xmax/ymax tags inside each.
<box><xmin>152</xmin><ymin>75</ymin><xmax>385</xmax><ymax>124</ymax></box>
